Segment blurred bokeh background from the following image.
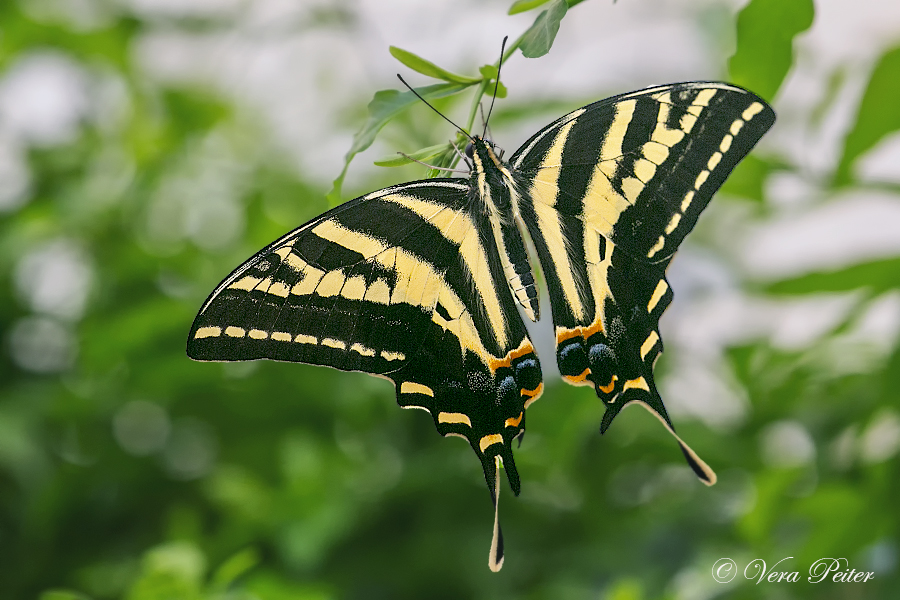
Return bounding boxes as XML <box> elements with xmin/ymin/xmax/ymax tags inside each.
<box><xmin>2</xmin><ymin>0</ymin><xmax>899</xmax><ymax>598</ymax></box>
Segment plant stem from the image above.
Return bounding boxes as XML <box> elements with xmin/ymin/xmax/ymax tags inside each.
<box><xmin>445</xmin><ymin>33</ymin><xmax>526</xmax><ymax>171</ymax></box>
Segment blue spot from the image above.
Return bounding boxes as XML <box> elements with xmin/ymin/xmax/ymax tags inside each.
<box><xmin>497</xmin><ymin>375</ymin><xmax>516</xmax><ymax>404</ymax></box>
<box><xmin>559</xmin><ymin>342</ymin><xmax>582</xmax><ymax>361</ymax></box>
<box><xmin>589</xmin><ymin>343</ymin><xmax>614</xmax><ymax>364</ymax></box>
<box><xmin>516</xmin><ymin>358</ymin><xmax>536</xmax><ymax>371</ymax></box>
<box><xmin>515</xmin><ymin>358</ymin><xmax>541</xmax><ymax>390</ymax></box>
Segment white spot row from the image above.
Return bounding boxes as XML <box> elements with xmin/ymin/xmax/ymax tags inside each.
<box><xmin>193</xmin><ymin>326</ymin><xmax>404</xmax><ymax>361</ymax></box>
<box><xmin>647</xmin><ymin>100</ymin><xmax>766</xmax><ymax>259</ymax></box>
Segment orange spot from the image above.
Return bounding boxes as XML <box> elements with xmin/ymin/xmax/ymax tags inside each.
<box><xmin>563</xmin><ymin>368</ymin><xmax>591</xmax><ymax>384</ymax></box>
<box><xmin>523</xmin><ymin>383</ymin><xmax>544</xmax><ymax>408</ymax></box>
<box><xmin>522</xmin><ymin>383</ymin><xmax>542</xmax><ymax>398</ymax></box>
<box><xmin>582</xmin><ymin>318</ymin><xmax>605</xmax><ymax>339</ymax></box>
<box><xmin>505</xmin><ymin>412</ymin><xmax>523</xmax><ymax>428</ymax></box>
<box><xmin>555</xmin><ymin>319</ymin><xmax>605</xmax><ymax>345</ymax></box>
<box><xmin>597</xmin><ymin>375</ymin><xmax>618</xmax><ymax>394</ymax></box>
<box><xmin>489</xmin><ymin>339</ymin><xmax>536</xmax><ymax>371</ymax></box>
<box><xmin>556</xmin><ymin>327</ymin><xmax>582</xmax><ymax>344</ymax></box>
<box><xmin>509</xmin><ymin>342</ymin><xmax>535</xmax><ymax>361</ymax></box>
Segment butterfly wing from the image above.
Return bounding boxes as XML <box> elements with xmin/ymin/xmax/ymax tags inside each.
<box><xmin>188</xmin><ymin>180</ymin><xmax>542</xmax><ymax>500</ymax></box>
<box><xmin>510</xmin><ymin>82</ymin><xmax>775</xmax><ymax>481</ymax></box>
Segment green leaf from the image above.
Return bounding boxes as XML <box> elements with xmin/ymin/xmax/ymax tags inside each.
<box><xmin>326</xmin><ymin>82</ymin><xmax>468</xmax><ymax>204</ymax></box>
<box><xmin>728</xmin><ymin>0</ymin><xmax>814</xmax><ymax>101</ymax></box>
<box><xmin>126</xmin><ymin>542</ymin><xmax>206</xmax><ymax>600</ymax></box>
<box><xmin>765</xmin><ymin>257</ymin><xmax>900</xmax><ymax>296</ymax></box>
<box><xmin>478</xmin><ymin>66</ymin><xmax>508</xmax><ymax>98</ymax></box>
<box><xmin>374</xmin><ymin>143</ymin><xmax>452</xmax><ymax>167</ymax></box>
<box><xmin>834</xmin><ymin>45</ymin><xmax>900</xmax><ymax>186</ymax></box>
<box><xmin>519</xmin><ymin>0</ymin><xmax>568</xmax><ymax>58</ymax></box>
<box><xmin>509</xmin><ymin>0</ymin><xmax>551</xmax><ymax>15</ymax></box>
<box><xmin>479</xmin><ymin>65</ymin><xmax>499</xmax><ymax>80</ymax></box>
<box><xmin>210</xmin><ymin>547</ymin><xmax>260</xmax><ymax>589</ymax></box>
<box><xmin>810</xmin><ymin>66</ymin><xmax>848</xmax><ymax>128</ymax></box>
<box><xmin>388</xmin><ymin>46</ymin><xmax>481</xmax><ymax>84</ymax></box>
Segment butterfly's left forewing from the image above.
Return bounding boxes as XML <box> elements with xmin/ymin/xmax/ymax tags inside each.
<box><xmin>510</xmin><ymin>82</ymin><xmax>774</xmax><ymax>482</ymax></box>
<box><xmin>188</xmin><ymin>180</ymin><xmax>542</xmax><ymax>500</ymax></box>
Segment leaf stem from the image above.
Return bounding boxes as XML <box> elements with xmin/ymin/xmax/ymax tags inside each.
<box><xmin>448</xmin><ymin>35</ymin><xmax>526</xmax><ymax>171</ymax></box>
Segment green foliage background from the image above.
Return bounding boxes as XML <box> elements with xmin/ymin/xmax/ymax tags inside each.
<box><xmin>1</xmin><ymin>0</ymin><xmax>899</xmax><ymax>598</ymax></box>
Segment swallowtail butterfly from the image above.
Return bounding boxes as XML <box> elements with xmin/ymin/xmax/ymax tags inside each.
<box><xmin>188</xmin><ymin>81</ymin><xmax>775</xmax><ymax>570</ymax></box>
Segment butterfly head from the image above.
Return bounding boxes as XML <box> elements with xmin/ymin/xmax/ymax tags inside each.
<box><xmin>465</xmin><ymin>136</ymin><xmax>507</xmax><ymax>171</ymax></box>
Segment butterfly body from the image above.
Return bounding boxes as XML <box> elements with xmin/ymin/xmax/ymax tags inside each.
<box><xmin>188</xmin><ymin>81</ymin><xmax>775</xmax><ymax>569</ymax></box>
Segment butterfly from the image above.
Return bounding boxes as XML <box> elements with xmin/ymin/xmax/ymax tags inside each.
<box><xmin>188</xmin><ymin>80</ymin><xmax>775</xmax><ymax>570</ymax></box>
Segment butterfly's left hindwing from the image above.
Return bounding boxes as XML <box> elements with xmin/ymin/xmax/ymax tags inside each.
<box><xmin>188</xmin><ymin>180</ymin><xmax>542</xmax><ymax>495</ymax></box>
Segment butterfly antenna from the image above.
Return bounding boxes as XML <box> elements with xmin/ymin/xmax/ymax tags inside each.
<box><xmin>397</xmin><ymin>151</ymin><xmax>468</xmax><ymax>174</ymax></box>
<box><xmin>397</xmin><ymin>74</ymin><xmax>474</xmax><ymax>142</ymax></box>
<box><xmin>482</xmin><ymin>35</ymin><xmax>508</xmax><ymax>138</ymax></box>
<box><xmin>478</xmin><ymin>102</ymin><xmax>496</xmax><ymax>142</ymax></box>
<box><xmin>450</xmin><ymin>138</ymin><xmax>472</xmax><ymax>169</ymax></box>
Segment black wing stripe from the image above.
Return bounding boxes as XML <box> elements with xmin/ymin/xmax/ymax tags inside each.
<box><xmin>299</xmin><ymin>215</ymin><xmax>495</xmax><ymax>365</ymax></box>
<box><xmin>554</xmin><ymin>105</ymin><xmax>612</xmax><ymax>215</ymax></box>
<box><xmin>519</xmin><ymin>117</ymin><xmax>592</xmax><ymax>326</ymax></box>
<box><xmin>610</xmin><ymin>96</ymin><xmax>660</xmax><ymax>195</ymax></box>
<box><xmin>375</xmin><ymin>193</ymin><xmax>512</xmax><ymax>355</ymax></box>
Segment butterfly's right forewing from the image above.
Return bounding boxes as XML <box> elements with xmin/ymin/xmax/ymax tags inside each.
<box><xmin>510</xmin><ymin>82</ymin><xmax>774</xmax><ymax>472</ymax></box>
